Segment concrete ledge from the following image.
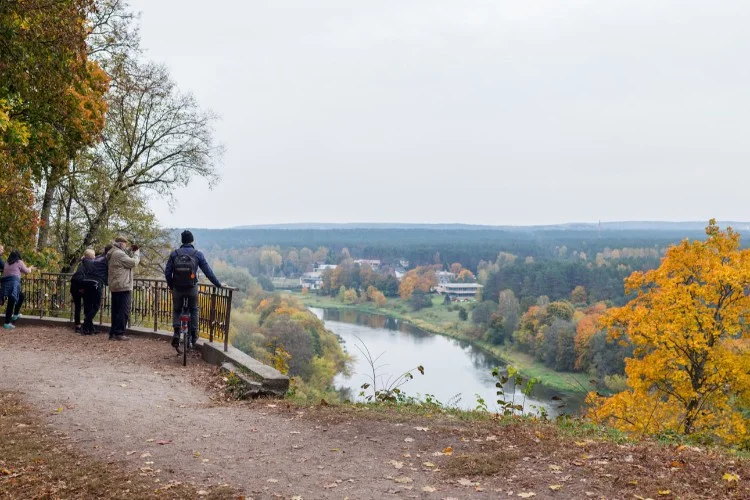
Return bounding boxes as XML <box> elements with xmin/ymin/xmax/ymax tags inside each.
<box><xmin>21</xmin><ymin>316</ymin><xmax>290</xmax><ymax>396</ymax></box>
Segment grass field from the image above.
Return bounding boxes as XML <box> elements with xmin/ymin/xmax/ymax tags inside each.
<box><xmin>294</xmin><ymin>292</ymin><xmax>592</xmax><ymax>393</ymax></box>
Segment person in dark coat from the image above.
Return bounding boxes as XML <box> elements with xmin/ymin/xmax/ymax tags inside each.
<box><xmin>70</xmin><ymin>249</ymin><xmax>95</xmax><ymax>333</ymax></box>
<box><xmin>164</xmin><ymin>230</ymin><xmax>222</xmax><ymax>349</ymax></box>
<box><xmin>71</xmin><ymin>248</ymin><xmax>109</xmax><ymax>335</ymax></box>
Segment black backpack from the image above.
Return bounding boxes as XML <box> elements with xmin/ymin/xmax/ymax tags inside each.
<box><xmin>172</xmin><ymin>248</ymin><xmax>198</xmax><ymax>288</ymax></box>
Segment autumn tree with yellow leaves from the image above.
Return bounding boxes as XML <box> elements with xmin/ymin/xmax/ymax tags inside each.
<box><xmin>588</xmin><ymin>220</ymin><xmax>750</xmax><ymax>446</ymax></box>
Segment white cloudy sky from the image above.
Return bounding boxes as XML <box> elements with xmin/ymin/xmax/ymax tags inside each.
<box><xmin>129</xmin><ymin>0</ymin><xmax>750</xmax><ymax>228</ymax></box>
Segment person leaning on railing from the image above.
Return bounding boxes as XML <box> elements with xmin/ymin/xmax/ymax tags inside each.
<box><xmin>71</xmin><ymin>247</ymin><xmax>109</xmax><ymax>335</ymax></box>
<box><xmin>1</xmin><ymin>250</ymin><xmax>35</xmax><ymax>329</ymax></box>
<box><xmin>164</xmin><ymin>230</ymin><xmax>222</xmax><ymax>350</ymax></box>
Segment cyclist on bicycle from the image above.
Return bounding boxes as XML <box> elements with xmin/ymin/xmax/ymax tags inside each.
<box><xmin>164</xmin><ymin>230</ymin><xmax>222</xmax><ymax>350</ymax></box>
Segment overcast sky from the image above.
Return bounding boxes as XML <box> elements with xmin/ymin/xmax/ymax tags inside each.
<box><xmin>129</xmin><ymin>0</ymin><xmax>750</xmax><ymax>228</ymax></box>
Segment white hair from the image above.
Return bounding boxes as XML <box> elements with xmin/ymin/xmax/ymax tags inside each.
<box><xmin>83</xmin><ymin>248</ymin><xmax>96</xmax><ymax>259</ymax></box>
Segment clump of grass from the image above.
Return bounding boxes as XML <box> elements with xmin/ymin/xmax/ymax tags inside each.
<box><xmin>441</xmin><ymin>451</ymin><xmax>521</xmax><ymax>478</ymax></box>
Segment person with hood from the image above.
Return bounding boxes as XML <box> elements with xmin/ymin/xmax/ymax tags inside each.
<box><xmin>1</xmin><ymin>250</ymin><xmax>34</xmax><ymax>329</ymax></box>
<box><xmin>107</xmin><ymin>236</ymin><xmax>140</xmax><ymax>340</ymax></box>
<box><xmin>164</xmin><ymin>230</ymin><xmax>222</xmax><ymax>350</ymax></box>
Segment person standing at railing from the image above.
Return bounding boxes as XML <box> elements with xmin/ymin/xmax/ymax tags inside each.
<box><xmin>1</xmin><ymin>250</ymin><xmax>35</xmax><ymax>329</ymax></box>
<box><xmin>106</xmin><ymin>236</ymin><xmax>140</xmax><ymax>341</ymax></box>
<box><xmin>71</xmin><ymin>248</ymin><xmax>109</xmax><ymax>335</ymax></box>
<box><xmin>70</xmin><ymin>249</ymin><xmax>95</xmax><ymax>333</ymax></box>
<box><xmin>164</xmin><ymin>230</ymin><xmax>222</xmax><ymax>350</ymax></box>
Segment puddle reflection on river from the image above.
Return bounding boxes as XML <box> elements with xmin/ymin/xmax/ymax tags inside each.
<box><xmin>311</xmin><ymin>308</ymin><xmax>585</xmax><ymax>417</ymax></box>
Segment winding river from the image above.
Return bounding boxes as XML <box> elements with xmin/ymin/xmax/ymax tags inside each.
<box><xmin>311</xmin><ymin>308</ymin><xmax>585</xmax><ymax>417</ymax></box>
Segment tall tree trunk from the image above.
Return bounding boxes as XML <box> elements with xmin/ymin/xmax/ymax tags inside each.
<box><xmin>36</xmin><ymin>164</ymin><xmax>63</xmax><ymax>251</ymax></box>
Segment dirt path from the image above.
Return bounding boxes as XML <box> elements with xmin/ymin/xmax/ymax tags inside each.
<box><xmin>0</xmin><ymin>326</ymin><xmax>747</xmax><ymax>500</ymax></box>
<box><xmin>0</xmin><ymin>327</ymin><xmax>499</xmax><ymax>499</ymax></box>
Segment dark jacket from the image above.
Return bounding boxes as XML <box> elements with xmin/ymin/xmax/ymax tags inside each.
<box><xmin>72</xmin><ymin>256</ymin><xmax>108</xmax><ymax>286</ymax></box>
<box><xmin>164</xmin><ymin>243</ymin><xmax>221</xmax><ymax>289</ymax></box>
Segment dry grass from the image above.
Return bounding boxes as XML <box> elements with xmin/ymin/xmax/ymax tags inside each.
<box><xmin>0</xmin><ymin>392</ymin><xmax>239</xmax><ymax>499</ymax></box>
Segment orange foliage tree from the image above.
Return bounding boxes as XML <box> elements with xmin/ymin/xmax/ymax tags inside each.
<box><xmin>588</xmin><ymin>221</ymin><xmax>750</xmax><ymax>446</ymax></box>
<box><xmin>398</xmin><ymin>266</ymin><xmax>438</xmax><ymax>299</ymax></box>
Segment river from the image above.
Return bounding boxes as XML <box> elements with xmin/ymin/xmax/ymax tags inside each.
<box><xmin>310</xmin><ymin>308</ymin><xmax>585</xmax><ymax>417</ymax></box>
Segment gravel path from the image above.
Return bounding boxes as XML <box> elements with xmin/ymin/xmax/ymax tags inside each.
<box><xmin>0</xmin><ymin>326</ymin><xmax>494</xmax><ymax>499</ymax></box>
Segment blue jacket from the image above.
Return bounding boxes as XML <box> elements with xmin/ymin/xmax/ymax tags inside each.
<box><xmin>165</xmin><ymin>244</ymin><xmax>221</xmax><ymax>289</ymax></box>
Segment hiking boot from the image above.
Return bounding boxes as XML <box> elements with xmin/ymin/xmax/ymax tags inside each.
<box><xmin>11</xmin><ymin>314</ymin><xmax>21</xmax><ymax>321</ymax></box>
<box><xmin>3</xmin><ymin>323</ymin><xmax>15</xmax><ymax>330</ymax></box>
<box><xmin>112</xmin><ymin>335</ymin><xmax>129</xmax><ymax>341</ymax></box>
<box><xmin>171</xmin><ymin>335</ymin><xmax>180</xmax><ymax>349</ymax></box>
<box><xmin>75</xmin><ymin>325</ymin><xmax>82</xmax><ymax>334</ymax></box>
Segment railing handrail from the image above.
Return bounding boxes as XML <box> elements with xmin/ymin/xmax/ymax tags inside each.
<box><xmin>41</xmin><ymin>272</ymin><xmax>236</xmax><ymax>290</ymax></box>
<box><xmin>21</xmin><ymin>272</ymin><xmax>235</xmax><ymax>351</ymax></box>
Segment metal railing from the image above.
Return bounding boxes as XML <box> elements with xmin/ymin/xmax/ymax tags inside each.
<box><xmin>21</xmin><ymin>273</ymin><xmax>234</xmax><ymax>351</ymax></box>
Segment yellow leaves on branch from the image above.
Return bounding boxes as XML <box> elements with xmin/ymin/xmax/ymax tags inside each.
<box><xmin>587</xmin><ymin>220</ymin><xmax>750</xmax><ymax>446</ymax></box>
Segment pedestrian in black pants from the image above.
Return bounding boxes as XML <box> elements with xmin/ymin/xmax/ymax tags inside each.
<box><xmin>70</xmin><ymin>249</ymin><xmax>96</xmax><ymax>333</ymax></box>
<box><xmin>106</xmin><ymin>236</ymin><xmax>140</xmax><ymax>340</ymax></box>
<box><xmin>164</xmin><ymin>230</ymin><xmax>222</xmax><ymax>350</ymax></box>
<box><xmin>1</xmin><ymin>250</ymin><xmax>34</xmax><ymax>329</ymax></box>
<box><xmin>72</xmin><ymin>247</ymin><xmax>109</xmax><ymax>335</ymax></box>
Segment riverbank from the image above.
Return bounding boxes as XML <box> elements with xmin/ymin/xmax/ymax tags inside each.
<box><xmin>293</xmin><ymin>292</ymin><xmax>592</xmax><ymax>394</ymax></box>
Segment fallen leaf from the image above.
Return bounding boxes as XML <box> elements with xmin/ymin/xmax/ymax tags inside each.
<box><xmin>549</xmin><ymin>485</ymin><xmax>563</xmax><ymax>491</ymax></box>
<box><xmin>157</xmin><ymin>440</ymin><xmax>172</xmax><ymax>445</ymax></box>
<box><xmin>423</xmin><ymin>462</ymin><xmax>436</xmax><ymax>468</ymax></box>
<box><xmin>442</xmin><ymin>446</ymin><xmax>453</xmax><ymax>456</ymax></box>
<box><xmin>457</xmin><ymin>478</ymin><xmax>476</xmax><ymax>487</ymax></box>
<box><xmin>196</xmin><ymin>491</ymin><xmax>208</xmax><ymax>496</ymax></box>
<box><xmin>140</xmin><ymin>453</ymin><xmax>151</xmax><ymax>458</ymax></box>
<box><xmin>658</xmin><ymin>490</ymin><xmax>672</xmax><ymax>496</ymax></box>
<box><xmin>267</xmin><ymin>478</ymin><xmax>278</xmax><ymax>483</ymax></box>
<box><xmin>421</xmin><ymin>486</ymin><xmax>436</xmax><ymax>492</ymax></box>
<box><xmin>119</xmin><ymin>384</ymin><xmax>128</xmax><ymax>388</ymax></box>
<box><xmin>517</xmin><ymin>493</ymin><xmax>536</xmax><ymax>498</ymax></box>
<box><xmin>146</xmin><ymin>439</ymin><xmax>155</xmax><ymax>443</ymax></box>
<box><xmin>414</xmin><ymin>426</ymin><xmax>429</xmax><ymax>432</ymax></box>
<box><xmin>291</xmin><ymin>497</ymin><xmax>303</xmax><ymax>500</ymax></box>
<box><xmin>404</xmin><ymin>437</ymin><xmax>415</xmax><ymax>443</ymax></box>
<box><xmin>323</xmin><ymin>483</ymin><xmax>337</xmax><ymax>489</ymax></box>
<box><xmin>394</xmin><ymin>476</ymin><xmax>413</xmax><ymax>484</ymax></box>
<box><xmin>126</xmin><ymin>451</ymin><xmax>136</xmax><ymax>456</ymax></box>
<box><xmin>548</xmin><ymin>465</ymin><xmax>562</xmax><ymax>471</ymax></box>
<box><xmin>290</xmin><ymin>431</ymin><xmax>300</xmax><ymax>435</ymax></box>
<box><xmin>723</xmin><ymin>472</ymin><xmax>740</xmax><ymax>483</ymax></box>
<box><xmin>388</xmin><ymin>460</ymin><xmax>404</xmax><ymax>469</ymax></box>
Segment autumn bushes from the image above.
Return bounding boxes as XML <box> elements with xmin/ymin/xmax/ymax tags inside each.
<box><xmin>230</xmin><ymin>293</ymin><xmax>351</xmax><ymax>403</ymax></box>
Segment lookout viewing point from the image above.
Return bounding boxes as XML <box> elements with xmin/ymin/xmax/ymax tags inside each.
<box><xmin>18</xmin><ymin>273</ymin><xmax>288</xmax><ymax>396</ymax></box>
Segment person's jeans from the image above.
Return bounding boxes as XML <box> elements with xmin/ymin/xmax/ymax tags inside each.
<box><xmin>172</xmin><ymin>287</ymin><xmax>199</xmax><ymax>340</ymax></box>
<box><xmin>4</xmin><ymin>291</ymin><xmax>24</xmax><ymax>324</ymax></box>
<box><xmin>70</xmin><ymin>281</ymin><xmax>84</xmax><ymax>325</ymax></box>
<box><xmin>82</xmin><ymin>285</ymin><xmax>102</xmax><ymax>332</ymax></box>
<box><xmin>110</xmin><ymin>291</ymin><xmax>131</xmax><ymax>336</ymax></box>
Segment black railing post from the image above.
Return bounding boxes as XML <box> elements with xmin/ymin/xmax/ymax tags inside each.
<box><xmin>209</xmin><ymin>292</ymin><xmax>217</xmax><ymax>343</ymax></box>
<box><xmin>224</xmin><ymin>288</ymin><xmax>233</xmax><ymax>352</ymax></box>
<box><xmin>153</xmin><ymin>283</ymin><xmax>159</xmax><ymax>332</ymax></box>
